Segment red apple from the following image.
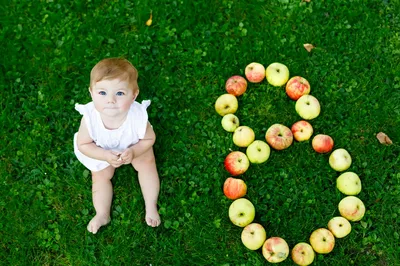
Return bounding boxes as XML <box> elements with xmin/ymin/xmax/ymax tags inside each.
<box><xmin>224</xmin><ymin>151</ymin><xmax>250</xmax><ymax>176</ymax></box>
<box><xmin>312</xmin><ymin>134</ymin><xmax>334</xmax><ymax>153</ymax></box>
<box><xmin>286</xmin><ymin>76</ymin><xmax>311</xmax><ymax>100</ymax></box>
<box><xmin>245</xmin><ymin>62</ymin><xmax>265</xmax><ymax>83</ymax></box>
<box><xmin>225</xmin><ymin>75</ymin><xmax>248</xmax><ymax>96</ymax></box>
<box><xmin>265</xmin><ymin>124</ymin><xmax>293</xmax><ymax>150</ymax></box>
<box><xmin>291</xmin><ymin>120</ymin><xmax>313</xmax><ymax>142</ymax></box>
<box><xmin>223</xmin><ymin>177</ymin><xmax>247</xmax><ymax>200</ymax></box>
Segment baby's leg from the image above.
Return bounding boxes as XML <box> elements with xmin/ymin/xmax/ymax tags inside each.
<box><xmin>87</xmin><ymin>166</ymin><xmax>115</xmax><ymax>234</ymax></box>
<box><xmin>132</xmin><ymin>147</ymin><xmax>161</xmax><ymax>227</ymax></box>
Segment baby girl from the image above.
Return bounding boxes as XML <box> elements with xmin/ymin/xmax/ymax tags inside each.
<box><xmin>74</xmin><ymin>58</ymin><xmax>161</xmax><ymax>234</ymax></box>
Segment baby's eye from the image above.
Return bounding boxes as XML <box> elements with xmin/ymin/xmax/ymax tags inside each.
<box><xmin>116</xmin><ymin>91</ymin><xmax>125</xmax><ymax>96</ymax></box>
<box><xmin>99</xmin><ymin>91</ymin><xmax>106</xmax><ymax>96</ymax></box>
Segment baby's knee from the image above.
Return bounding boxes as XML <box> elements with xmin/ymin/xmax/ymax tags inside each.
<box><xmin>91</xmin><ymin>166</ymin><xmax>115</xmax><ymax>181</ymax></box>
<box><xmin>132</xmin><ymin>150</ymin><xmax>156</xmax><ymax>171</ymax></box>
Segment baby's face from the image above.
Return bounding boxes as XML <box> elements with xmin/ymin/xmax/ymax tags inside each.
<box><xmin>90</xmin><ymin>78</ymin><xmax>138</xmax><ymax>118</ymax></box>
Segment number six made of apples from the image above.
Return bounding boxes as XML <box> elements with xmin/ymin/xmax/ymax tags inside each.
<box><xmin>215</xmin><ymin>62</ymin><xmax>366</xmax><ymax>265</ymax></box>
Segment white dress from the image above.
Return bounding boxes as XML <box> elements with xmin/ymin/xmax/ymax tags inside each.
<box><xmin>73</xmin><ymin>100</ymin><xmax>151</xmax><ymax>172</ymax></box>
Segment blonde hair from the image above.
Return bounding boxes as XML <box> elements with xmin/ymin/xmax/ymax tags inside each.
<box><xmin>90</xmin><ymin>58</ymin><xmax>139</xmax><ymax>92</ymax></box>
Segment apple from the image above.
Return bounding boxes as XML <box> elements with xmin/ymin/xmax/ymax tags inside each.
<box><xmin>329</xmin><ymin>148</ymin><xmax>352</xmax><ymax>172</ymax></box>
<box><xmin>262</xmin><ymin>237</ymin><xmax>289</xmax><ymax>263</ymax></box>
<box><xmin>225</xmin><ymin>75</ymin><xmax>248</xmax><ymax>96</ymax></box>
<box><xmin>327</xmin><ymin>216</ymin><xmax>352</xmax><ymax>238</ymax></box>
<box><xmin>291</xmin><ymin>242</ymin><xmax>315</xmax><ymax>266</ymax></box>
<box><xmin>285</xmin><ymin>76</ymin><xmax>311</xmax><ymax>100</ymax></box>
<box><xmin>245</xmin><ymin>62</ymin><xmax>266</xmax><ymax>83</ymax></box>
<box><xmin>265</xmin><ymin>124</ymin><xmax>293</xmax><ymax>150</ymax></box>
<box><xmin>241</xmin><ymin>223</ymin><xmax>267</xmax><ymax>250</ymax></box>
<box><xmin>223</xmin><ymin>177</ymin><xmax>247</xmax><ymax>200</ymax></box>
<box><xmin>246</xmin><ymin>140</ymin><xmax>271</xmax><ymax>164</ymax></box>
<box><xmin>309</xmin><ymin>228</ymin><xmax>335</xmax><ymax>254</ymax></box>
<box><xmin>233</xmin><ymin>126</ymin><xmax>255</xmax><ymax>147</ymax></box>
<box><xmin>336</xmin><ymin>172</ymin><xmax>362</xmax><ymax>195</ymax></box>
<box><xmin>224</xmin><ymin>151</ymin><xmax>250</xmax><ymax>176</ymax></box>
<box><xmin>338</xmin><ymin>196</ymin><xmax>366</xmax><ymax>221</ymax></box>
<box><xmin>215</xmin><ymin>94</ymin><xmax>238</xmax><ymax>116</ymax></box>
<box><xmin>228</xmin><ymin>198</ymin><xmax>255</xmax><ymax>227</ymax></box>
<box><xmin>295</xmin><ymin>95</ymin><xmax>321</xmax><ymax>120</ymax></box>
<box><xmin>221</xmin><ymin>114</ymin><xmax>240</xmax><ymax>132</ymax></box>
<box><xmin>312</xmin><ymin>134</ymin><xmax>334</xmax><ymax>153</ymax></box>
<box><xmin>265</xmin><ymin>62</ymin><xmax>290</xmax><ymax>87</ymax></box>
<box><xmin>291</xmin><ymin>120</ymin><xmax>313</xmax><ymax>142</ymax></box>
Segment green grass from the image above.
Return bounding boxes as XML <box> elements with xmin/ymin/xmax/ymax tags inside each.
<box><xmin>1</xmin><ymin>0</ymin><xmax>400</xmax><ymax>265</ymax></box>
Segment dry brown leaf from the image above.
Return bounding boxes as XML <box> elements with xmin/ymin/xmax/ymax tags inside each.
<box><xmin>303</xmin><ymin>43</ymin><xmax>315</xmax><ymax>52</ymax></box>
<box><xmin>376</xmin><ymin>132</ymin><xmax>393</xmax><ymax>145</ymax></box>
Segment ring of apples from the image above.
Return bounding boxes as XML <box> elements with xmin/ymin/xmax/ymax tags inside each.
<box><xmin>217</xmin><ymin>62</ymin><xmax>366</xmax><ymax>264</ymax></box>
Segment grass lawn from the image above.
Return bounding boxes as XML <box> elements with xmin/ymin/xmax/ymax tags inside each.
<box><xmin>1</xmin><ymin>0</ymin><xmax>400</xmax><ymax>265</ymax></box>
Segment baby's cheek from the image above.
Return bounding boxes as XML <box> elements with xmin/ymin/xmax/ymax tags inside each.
<box><xmin>121</xmin><ymin>101</ymin><xmax>133</xmax><ymax>111</ymax></box>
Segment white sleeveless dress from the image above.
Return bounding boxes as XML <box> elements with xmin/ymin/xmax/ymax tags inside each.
<box><xmin>73</xmin><ymin>100</ymin><xmax>151</xmax><ymax>172</ymax></box>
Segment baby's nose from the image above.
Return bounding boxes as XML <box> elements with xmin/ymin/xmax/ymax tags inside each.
<box><xmin>107</xmin><ymin>95</ymin><xmax>116</xmax><ymax>103</ymax></box>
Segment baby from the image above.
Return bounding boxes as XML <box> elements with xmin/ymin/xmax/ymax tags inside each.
<box><xmin>73</xmin><ymin>58</ymin><xmax>161</xmax><ymax>234</ymax></box>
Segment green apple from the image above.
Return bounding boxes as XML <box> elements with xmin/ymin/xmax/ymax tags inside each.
<box><xmin>265</xmin><ymin>62</ymin><xmax>290</xmax><ymax>87</ymax></box>
<box><xmin>336</xmin><ymin>172</ymin><xmax>362</xmax><ymax>195</ymax></box>
<box><xmin>221</xmin><ymin>114</ymin><xmax>239</xmax><ymax>132</ymax></box>
<box><xmin>215</xmin><ymin>94</ymin><xmax>238</xmax><ymax>116</ymax></box>
<box><xmin>327</xmin><ymin>216</ymin><xmax>352</xmax><ymax>238</ymax></box>
<box><xmin>329</xmin><ymin>148</ymin><xmax>352</xmax><ymax>172</ymax></box>
<box><xmin>338</xmin><ymin>196</ymin><xmax>366</xmax><ymax>222</ymax></box>
<box><xmin>241</xmin><ymin>223</ymin><xmax>267</xmax><ymax>250</ymax></box>
<box><xmin>246</xmin><ymin>140</ymin><xmax>271</xmax><ymax>164</ymax></box>
<box><xmin>233</xmin><ymin>126</ymin><xmax>255</xmax><ymax>147</ymax></box>
<box><xmin>262</xmin><ymin>237</ymin><xmax>289</xmax><ymax>263</ymax></box>
<box><xmin>228</xmin><ymin>198</ymin><xmax>255</xmax><ymax>227</ymax></box>
<box><xmin>295</xmin><ymin>95</ymin><xmax>321</xmax><ymax>120</ymax></box>
<box><xmin>309</xmin><ymin>228</ymin><xmax>335</xmax><ymax>254</ymax></box>
<box><xmin>291</xmin><ymin>242</ymin><xmax>315</xmax><ymax>266</ymax></box>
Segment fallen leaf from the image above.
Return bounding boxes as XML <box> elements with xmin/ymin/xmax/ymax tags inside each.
<box><xmin>376</xmin><ymin>132</ymin><xmax>393</xmax><ymax>145</ymax></box>
<box><xmin>146</xmin><ymin>11</ymin><xmax>153</xmax><ymax>26</ymax></box>
<box><xmin>303</xmin><ymin>43</ymin><xmax>315</xmax><ymax>52</ymax></box>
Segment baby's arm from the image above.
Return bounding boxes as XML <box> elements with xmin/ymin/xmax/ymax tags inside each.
<box><xmin>76</xmin><ymin>117</ymin><xmax>123</xmax><ymax>168</ymax></box>
<box><xmin>120</xmin><ymin>122</ymin><xmax>156</xmax><ymax>163</ymax></box>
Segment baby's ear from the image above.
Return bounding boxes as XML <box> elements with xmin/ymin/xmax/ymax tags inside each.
<box><xmin>133</xmin><ymin>90</ymin><xmax>139</xmax><ymax>101</ymax></box>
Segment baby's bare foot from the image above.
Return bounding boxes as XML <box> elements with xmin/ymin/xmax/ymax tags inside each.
<box><xmin>87</xmin><ymin>214</ymin><xmax>110</xmax><ymax>234</ymax></box>
<box><xmin>145</xmin><ymin>205</ymin><xmax>161</xmax><ymax>227</ymax></box>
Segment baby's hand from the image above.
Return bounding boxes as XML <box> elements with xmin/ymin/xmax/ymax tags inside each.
<box><xmin>119</xmin><ymin>148</ymin><xmax>134</xmax><ymax>165</ymax></box>
<box><xmin>104</xmin><ymin>151</ymin><xmax>124</xmax><ymax>168</ymax></box>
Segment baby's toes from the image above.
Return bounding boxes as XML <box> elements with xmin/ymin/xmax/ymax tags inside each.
<box><xmin>146</xmin><ymin>216</ymin><xmax>161</xmax><ymax>227</ymax></box>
